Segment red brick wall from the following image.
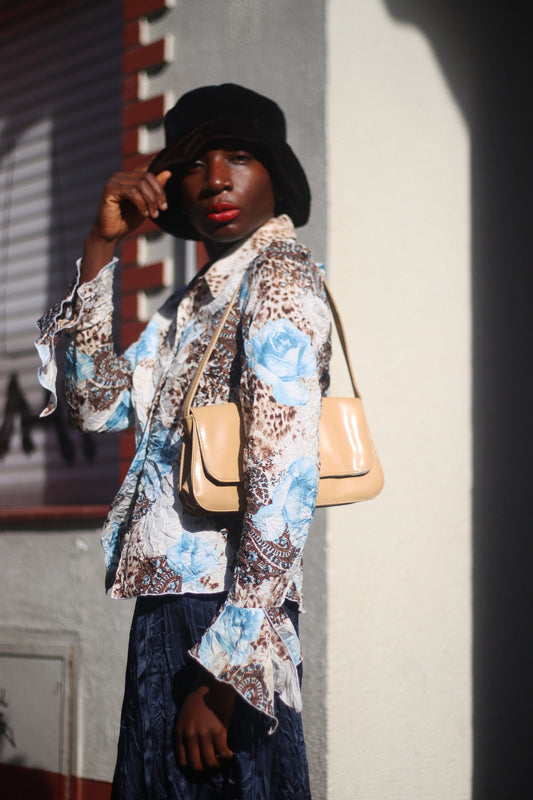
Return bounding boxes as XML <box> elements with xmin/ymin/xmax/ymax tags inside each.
<box><xmin>119</xmin><ymin>0</ymin><xmax>173</xmax><ymax>480</ymax></box>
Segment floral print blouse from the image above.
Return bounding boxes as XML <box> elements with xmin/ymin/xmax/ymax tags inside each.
<box><xmin>36</xmin><ymin>215</ymin><xmax>331</xmax><ymax>728</ymax></box>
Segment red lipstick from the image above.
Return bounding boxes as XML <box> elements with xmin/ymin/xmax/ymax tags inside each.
<box><xmin>206</xmin><ymin>203</ymin><xmax>241</xmax><ymax>223</ymax></box>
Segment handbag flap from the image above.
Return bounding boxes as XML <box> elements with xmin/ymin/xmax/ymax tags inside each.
<box><xmin>191</xmin><ymin>404</ymin><xmax>243</xmax><ymax>484</ymax></box>
<box><xmin>188</xmin><ymin>396</ymin><xmax>374</xmax><ymax>486</ymax></box>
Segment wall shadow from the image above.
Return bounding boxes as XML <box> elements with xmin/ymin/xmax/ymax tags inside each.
<box><xmin>382</xmin><ymin>2</ymin><xmax>533</xmax><ymax>797</ymax></box>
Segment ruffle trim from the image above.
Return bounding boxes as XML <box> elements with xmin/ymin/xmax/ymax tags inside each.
<box><xmin>188</xmin><ymin>601</ymin><xmax>302</xmax><ymax>733</ymax></box>
<box><xmin>34</xmin><ymin>259</ymin><xmax>117</xmax><ymax>416</ymax></box>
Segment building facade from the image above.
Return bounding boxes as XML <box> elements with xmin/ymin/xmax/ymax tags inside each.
<box><xmin>0</xmin><ymin>0</ymin><xmax>494</xmax><ymax>797</ymax></box>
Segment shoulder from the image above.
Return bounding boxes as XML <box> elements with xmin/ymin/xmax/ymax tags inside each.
<box><xmin>247</xmin><ymin>237</ymin><xmax>325</xmax><ymax>300</ymax></box>
<box><xmin>243</xmin><ymin>238</ymin><xmax>330</xmax><ymax>345</ymax></box>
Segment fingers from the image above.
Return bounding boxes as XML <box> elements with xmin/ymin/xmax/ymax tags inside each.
<box><xmin>175</xmin><ymin>679</ymin><xmax>236</xmax><ymax>772</ymax></box>
<box><xmin>91</xmin><ymin>168</ymin><xmax>174</xmax><ymax>242</ymax></box>
<box><xmin>176</xmin><ymin>733</ymin><xmax>188</xmax><ymax>770</ymax></box>
<box><xmin>177</xmin><ymin>726</ymin><xmax>232</xmax><ymax>771</ymax></box>
<box><xmin>106</xmin><ymin>170</ymin><xmax>169</xmax><ymax>220</ymax></box>
<box><xmin>190</xmin><ymin>733</ymin><xmax>219</xmax><ymax>771</ymax></box>
<box><xmin>175</xmin><ymin>707</ymin><xmax>234</xmax><ymax>771</ymax></box>
<box><xmin>156</xmin><ymin>169</ymin><xmax>172</xmax><ymax>189</ymax></box>
<box><xmin>183</xmin><ymin>733</ymin><xmax>205</xmax><ymax>772</ymax></box>
<box><xmin>212</xmin><ymin>727</ymin><xmax>234</xmax><ymax>763</ymax></box>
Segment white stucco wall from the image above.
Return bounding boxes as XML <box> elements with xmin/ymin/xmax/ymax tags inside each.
<box><xmin>326</xmin><ymin>2</ymin><xmax>472</xmax><ymax>798</ymax></box>
<box><xmin>0</xmin><ymin>530</ymin><xmax>133</xmax><ymax>782</ymax></box>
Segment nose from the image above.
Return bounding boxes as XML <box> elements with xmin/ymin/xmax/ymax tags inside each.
<box><xmin>204</xmin><ymin>152</ymin><xmax>232</xmax><ymax>193</ymax></box>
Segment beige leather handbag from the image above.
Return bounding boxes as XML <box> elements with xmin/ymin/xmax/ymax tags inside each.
<box><xmin>178</xmin><ymin>278</ymin><xmax>384</xmax><ymax>514</ymax></box>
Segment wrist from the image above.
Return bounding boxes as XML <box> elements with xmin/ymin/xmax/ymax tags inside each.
<box><xmin>193</xmin><ymin>670</ymin><xmax>235</xmax><ymax>698</ymax></box>
<box><xmin>81</xmin><ymin>230</ymin><xmax>120</xmax><ymax>283</ymax></box>
<box><xmin>86</xmin><ymin>226</ymin><xmax>122</xmax><ymax>251</ymax></box>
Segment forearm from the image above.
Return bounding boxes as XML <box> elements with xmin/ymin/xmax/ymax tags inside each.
<box><xmin>80</xmin><ymin>167</ymin><xmax>171</xmax><ymax>284</ymax></box>
<box><xmin>81</xmin><ymin>229</ymin><xmax>120</xmax><ymax>284</ymax></box>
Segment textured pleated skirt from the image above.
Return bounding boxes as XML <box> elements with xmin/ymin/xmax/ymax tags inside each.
<box><xmin>111</xmin><ymin>594</ymin><xmax>311</xmax><ymax>800</ymax></box>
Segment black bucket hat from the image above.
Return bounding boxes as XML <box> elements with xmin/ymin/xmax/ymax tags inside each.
<box><xmin>148</xmin><ymin>83</ymin><xmax>311</xmax><ymax>240</ymax></box>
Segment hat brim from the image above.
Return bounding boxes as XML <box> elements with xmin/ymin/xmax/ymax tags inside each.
<box><xmin>148</xmin><ymin>120</ymin><xmax>310</xmax><ymax>239</ymax></box>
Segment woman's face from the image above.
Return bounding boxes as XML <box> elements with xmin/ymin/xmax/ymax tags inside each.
<box><xmin>179</xmin><ymin>144</ymin><xmax>275</xmax><ymax>259</ymax></box>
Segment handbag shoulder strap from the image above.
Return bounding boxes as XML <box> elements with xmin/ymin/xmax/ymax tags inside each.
<box><xmin>181</xmin><ymin>278</ymin><xmax>243</xmax><ymax>417</ymax></box>
<box><xmin>181</xmin><ymin>273</ymin><xmax>361</xmax><ymax>417</ymax></box>
<box><xmin>323</xmin><ymin>281</ymin><xmax>361</xmax><ymax>399</ymax></box>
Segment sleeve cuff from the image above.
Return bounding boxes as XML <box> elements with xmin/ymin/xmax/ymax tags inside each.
<box><xmin>34</xmin><ymin>259</ymin><xmax>117</xmax><ymax>416</ymax></box>
<box><xmin>188</xmin><ymin>601</ymin><xmax>303</xmax><ymax>732</ymax></box>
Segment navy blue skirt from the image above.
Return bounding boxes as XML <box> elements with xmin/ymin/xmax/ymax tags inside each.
<box><xmin>111</xmin><ymin>594</ymin><xmax>311</xmax><ymax>800</ymax></box>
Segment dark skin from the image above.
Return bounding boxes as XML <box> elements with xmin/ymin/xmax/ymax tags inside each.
<box><xmin>179</xmin><ymin>144</ymin><xmax>276</xmax><ymax>261</ymax></box>
<box><xmin>81</xmin><ymin>146</ymin><xmax>275</xmax><ymax>279</ymax></box>
<box><xmin>81</xmin><ymin>168</ymin><xmax>172</xmax><ymax>282</ymax></box>
<box><xmin>82</xmin><ymin>147</ymin><xmax>276</xmax><ymax>771</ymax></box>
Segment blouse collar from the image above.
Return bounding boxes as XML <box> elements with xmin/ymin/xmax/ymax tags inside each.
<box><xmin>199</xmin><ymin>215</ymin><xmax>296</xmax><ymax>305</ymax></box>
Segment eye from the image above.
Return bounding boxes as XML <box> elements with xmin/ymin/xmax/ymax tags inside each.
<box><xmin>229</xmin><ymin>151</ymin><xmax>252</xmax><ymax>164</ymax></box>
<box><xmin>186</xmin><ymin>157</ymin><xmax>205</xmax><ymax>172</ymax></box>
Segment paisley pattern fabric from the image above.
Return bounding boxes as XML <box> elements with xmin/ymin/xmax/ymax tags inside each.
<box><xmin>35</xmin><ymin>215</ymin><xmax>331</xmax><ymax>727</ymax></box>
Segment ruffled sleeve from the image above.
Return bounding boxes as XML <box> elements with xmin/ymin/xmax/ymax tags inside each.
<box><xmin>189</xmin><ymin>240</ymin><xmax>331</xmax><ymax>729</ymax></box>
<box><xmin>189</xmin><ymin>604</ymin><xmax>303</xmax><ymax>728</ymax></box>
<box><xmin>35</xmin><ymin>258</ymin><xmax>136</xmax><ymax>433</ymax></box>
<box><xmin>35</xmin><ymin>258</ymin><xmax>85</xmax><ymax>416</ymax></box>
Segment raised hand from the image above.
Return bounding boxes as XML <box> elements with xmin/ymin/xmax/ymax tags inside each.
<box><xmin>81</xmin><ymin>168</ymin><xmax>172</xmax><ymax>282</ymax></box>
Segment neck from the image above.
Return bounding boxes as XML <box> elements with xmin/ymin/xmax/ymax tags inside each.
<box><xmin>202</xmin><ymin>239</ymin><xmax>238</xmax><ymax>262</ymax></box>
<box><xmin>200</xmin><ymin>215</ymin><xmax>275</xmax><ymax>262</ymax></box>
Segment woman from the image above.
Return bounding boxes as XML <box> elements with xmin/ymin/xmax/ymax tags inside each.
<box><xmin>36</xmin><ymin>84</ymin><xmax>331</xmax><ymax>799</ymax></box>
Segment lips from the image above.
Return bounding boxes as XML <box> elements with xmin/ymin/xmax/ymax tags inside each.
<box><xmin>206</xmin><ymin>203</ymin><xmax>241</xmax><ymax>223</ymax></box>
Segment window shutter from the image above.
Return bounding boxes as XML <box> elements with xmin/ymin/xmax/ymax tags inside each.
<box><xmin>0</xmin><ymin>0</ymin><xmax>122</xmax><ymax>508</ymax></box>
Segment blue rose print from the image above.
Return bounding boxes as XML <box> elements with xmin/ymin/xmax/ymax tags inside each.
<box><xmin>245</xmin><ymin>319</ymin><xmax>316</xmax><ymax>406</ymax></box>
<box><xmin>282</xmin><ymin>457</ymin><xmax>319</xmax><ymax>531</ymax></box>
<box><xmin>253</xmin><ymin>456</ymin><xmax>319</xmax><ymax>545</ymax></box>
<box><xmin>196</xmin><ymin>606</ymin><xmax>265</xmax><ymax>667</ymax></box>
<box><xmin>102</xmin><ymin>519</ymin><xmax>124</xmax><ymax>570</ymax></box>
<box><xmin>136</xmin><ymin>427</ymin><xmax>176</xmax><ymax>501</ymax></box>
<box><xmin>65</xmin><ymin>347</ymin><xmax>94</xmax><ymax>383</ymax></box>
<box><xmin>132</xmin><ymin>317</ymin><xmax>161</xmax><ymax>363</ymax></box>
<box><xmin>167</xmin><ymin>530</ymin><xmax>221</xmax><ymax>582</ymax></box>
<box><xmin>104</xmin><ymin>396</ymin><xmax>133</xmax><ymax>431</ymax></box>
